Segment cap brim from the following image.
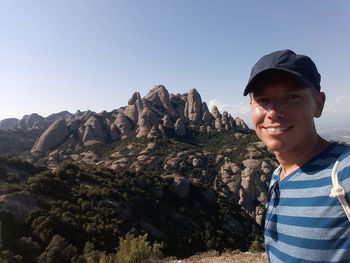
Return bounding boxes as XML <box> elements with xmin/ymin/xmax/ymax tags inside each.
<box><xmin>243</xmin><ymin>68</ymin><xmax>317</xmax><ymax>96</ymax></box>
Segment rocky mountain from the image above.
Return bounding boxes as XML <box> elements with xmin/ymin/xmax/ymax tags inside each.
<box><xmin>30</xmin><ymin>85</ymin><xmax>249</xmax><ymax>154</ymax></box>
<box><xmin>0</xmin><ymin>85</ymin><xmax>275</xmax><ymax>262</ymax></box>
<box><xmin>0</xmin><ymin>111</ymin><xmax>72</xmax><ymax>131</ymax></box>
<box><xmin>22</xmin><ymin>86</ymin><xmax>274</xmax><ymax>223</ymax></box>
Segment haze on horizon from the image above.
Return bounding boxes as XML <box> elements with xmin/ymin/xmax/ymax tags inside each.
<box><xmin>1</xmin><ymin>0</ymin><xmax>349</xmax><ymax>132</ymax></box>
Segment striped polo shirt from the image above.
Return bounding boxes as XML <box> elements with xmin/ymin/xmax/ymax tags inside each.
<box><xmin>264</xmin><ymin>142</ymin><xmax>350</xmax><ymax>262</ymax></box>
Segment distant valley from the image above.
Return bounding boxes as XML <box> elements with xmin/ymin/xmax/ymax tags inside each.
<box><xmin>319</xmin><ymin>127</ymin><xmax>350</xmax><ymax>144</ymax></box>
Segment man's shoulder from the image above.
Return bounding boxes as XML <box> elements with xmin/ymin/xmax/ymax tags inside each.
<box><xmin>334</xmin><ymin>143</ymin><xmax>350</xmax><ymax>181</ymax></box>
<box><xmin>335</xmin><ymin>143</ymin><xmax>350</xmax><ymax>162</ymax></box>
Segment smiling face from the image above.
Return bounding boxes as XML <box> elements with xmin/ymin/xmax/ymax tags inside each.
<box><xmin>250</xmin><ymin>73</ymin><xmax>325</xmax><ymax>154</ymax></box>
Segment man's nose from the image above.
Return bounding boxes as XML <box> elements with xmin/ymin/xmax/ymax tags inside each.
<box><xmin>266</xmin><ymin>100</ymin><xmax>286</xmax><ymax>119</ymax></box>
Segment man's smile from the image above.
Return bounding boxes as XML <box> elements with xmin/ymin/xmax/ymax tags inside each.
<box><xmin>262</xmin><ymin>125</ymin><xmax>293</xmax><ymax>135</ymax></box>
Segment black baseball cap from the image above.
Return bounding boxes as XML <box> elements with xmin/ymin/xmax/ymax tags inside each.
<box><xmin>243</xmin><ymin>49</ymin><xmax>321</xmax><ymax>96</ymax></box>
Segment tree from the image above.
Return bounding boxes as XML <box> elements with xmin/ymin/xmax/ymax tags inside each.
<box><xmin>115</xmin><ymin>233</ymin><xmax>162</xmax><ymax>263</ymax></box>
<box><xmin>38</xmin><ymin>235</ymin><xmax>77</xmax><ymax>263</ymax></box>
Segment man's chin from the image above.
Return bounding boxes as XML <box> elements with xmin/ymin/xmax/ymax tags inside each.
<box><xmin>263</xmin><ymin>141</ymin><xmax>285</xmax><ymax>152</ymax></box>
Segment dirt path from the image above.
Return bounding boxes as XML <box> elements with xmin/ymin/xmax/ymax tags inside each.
<box><xmin>164</xmin><ymin>250</ymin><xmax>267</xmax><ymax>263</ymax></box>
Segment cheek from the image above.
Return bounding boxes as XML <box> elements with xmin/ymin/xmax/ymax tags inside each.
<box><xmin>251</xmin><ymin>105</ymin><xmax>266</xmax><ymax>126</ymax></box>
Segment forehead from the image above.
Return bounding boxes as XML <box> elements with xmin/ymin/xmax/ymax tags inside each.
<box><xmin>250</xmin><ymin>71</ymin><xmax>306</xmax><ymax>97</ymax></box>
<box><xmin>251</xmin><ymin>81</ymin><xmax>306</xmax><ymax>97</ymax></box>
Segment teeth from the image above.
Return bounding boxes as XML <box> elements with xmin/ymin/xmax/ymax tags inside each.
<box><xmin>266</xmin><ymin>127</ymin><xmax>288</xmax><ymax>132</ymax></box>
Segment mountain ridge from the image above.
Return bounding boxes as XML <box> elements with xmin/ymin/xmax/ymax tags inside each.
<box><xmin>0</xmin><ymin>85</ymin><xmax>275</xmax><ymax>262</ymax></box>
<box><xmin>15</xmin><ymin>85</ymin><xmax>248</xmax><ymax>155</ymax></box>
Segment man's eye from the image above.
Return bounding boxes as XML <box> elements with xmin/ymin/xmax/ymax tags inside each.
<box><xmin>285</xmin><ymin>94</ymin><xmax>301</xmax><ymax>102</ymax></box>
<box><xmin>256</xmin><ymin>98</ymin><xmax>270</xmax><ymax>105</ymax></box>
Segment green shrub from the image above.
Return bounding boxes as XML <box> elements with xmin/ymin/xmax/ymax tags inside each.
<box><xmin>0</xmin><ymin>250</ymin><xmax>23</xmax><ymax>263</ymax></box>
<box><xmin>248</xmin><ymin>237</ymin><xmax>264</xmax><ymax>253</ymax></box>
<box><xmin>115</xmin><ymin>233</ymin><xmax>162</xmax><ymax>263</ymax></box>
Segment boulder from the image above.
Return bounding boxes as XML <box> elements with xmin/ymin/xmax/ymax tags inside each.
<box><xmin>124</xmin><ymin>92</ymin><xmax>143</xmax><ymax>123</ymax></box>
<box><xmin>174</xmin><ymin>118</ymin><xmax>186</xmax><ymax>136</ymax></box>
<box><xmin>215</xmin><ymin>118</ymin><xmax>223</xmax><ymax>131</ymax></box>
<box><xmin>136</xmin><ymin>108</ymin><xmax>159</xmax><ymax>138</ymax></box>
<box><xmin>222</xmin><ymin>111</ymin><xmax>229</xmax><ymax>126</ymax></box>
<box><xmin>162</xmin><ymin>114</ymin><xmax>174</xmax><ymax>128</ymax></box>
<box><xmin>235</xmin><ymin>117</ymin><xmax>249</xmax><ymax>130</ymax></box>
<box><xmin>114</xmin><ymin>112</ymin><xmax>134</xmax><ymax>138</ymax></box>
<box><xmin>82</xmin><ymin>116</ymin><xmax>106</xmax><ymax>146</ymax></box>
<box><xmin>31</xmin><ymin>119</ymin><xmax>70</xmax><ymax>153</ymax></box>
<box><xmin>220</xmin><ymin>162</ymin><xmax>242</xmax><ymax>202</ymax></box>
<box><xmin>184</xmin><ymin>89</ymin><xmax>202</xmax><ymax>121</ymax></box>
<box><xmin>211</xmin><ymin>106</ymin><xmax>221</xmax><ymax>119</ymax></box>
<box><xmin>80</xmin><ymin>151</ymin><xmax>98</xmax><ymax>165</ymax></box>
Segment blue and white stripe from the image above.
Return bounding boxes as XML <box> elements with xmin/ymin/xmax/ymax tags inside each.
<box><xmin>265</xmin><ymin>143</ymin><xmax>350</xmax><ymax>262</ymax></box>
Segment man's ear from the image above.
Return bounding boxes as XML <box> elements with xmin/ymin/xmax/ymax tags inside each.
<box><xmin>314</xmin><ymin>92</ymin><xmax>326</xmax><ymax>118</ymax></box>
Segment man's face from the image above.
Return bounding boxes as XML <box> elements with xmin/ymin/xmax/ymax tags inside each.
<box><xmin>250</xmin><ymin>78</ymin><xmax>325</xmax><ymax>154</ymax></box>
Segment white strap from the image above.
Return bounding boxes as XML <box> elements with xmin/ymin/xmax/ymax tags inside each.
<box><xmin>329</xmin><ymin>160</ymin><xmax>350</xmax><ymax>222</ymax></box>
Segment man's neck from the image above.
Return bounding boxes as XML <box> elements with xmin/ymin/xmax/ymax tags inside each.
<box><xmin>274</xmin><ymin>135</ymin><xmax>331</xmax><ymax>180</ymax></box>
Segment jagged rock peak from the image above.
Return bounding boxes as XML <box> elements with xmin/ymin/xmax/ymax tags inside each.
<box><xmin>201</xmin><ymin>102</ymin><xmax>212</xmax><ymax>122</ymax></box>
<box><xmin>45</xmin><ymin>111</ymin><xmax>72</xmax><ymax>123</ymax></box>
<box><xmin>211</xmin><ymin>106</ymin><xmax>221</xmax><ymax>119</ymax></box>
<box><xmin>144</xmin><ymin>85</ymin><xmax>177</xmax><ymax>117</ymax></box>
<box><xmin>185</xmin><ymin>88</ymin><xmax>202</xmax><ymax>121</ymax></box>
<box><xmin>17</xmin><ymin>113</ymin><xmax>45</xmax><ymax>130</ymax></box>
<box><xmin>235</xmin><ymin>117</ymin><xmax>249</xmax><ymax>130</ymax></box>
<box><xmin>128</xmin><ymin>92</ymin><xmax>141</xmax><ymax>105</ymax></box>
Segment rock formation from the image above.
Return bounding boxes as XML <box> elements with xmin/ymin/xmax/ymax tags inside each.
<box><xmin>27</xmin><ymin>85</ymin><xmax>250</xmax><ymax>154</ymax></box>
<box><xmin>31</xmin><ymin>119</ymin><xmax>70</xmax><ymax>153</ymax></box>
<box><xmin>136</xmin><ymin>108</ymin><xmax>159</xmax><ymax>138</ymax></box>
<box><xmin>114</xmin><ymin>112</ymin><xmax>133</xmax><ymax>139</ymax></box>
<box><xmin>144</xmin><ymin>85</ymin><xmax>177</xmax><ymax>117</ymax></box>
<box><xmin>235</xmin><ymin>117</ymin><xmax>249</xmax><ymax>130</ymax></box>
<box><xmin>174</xmin><ymin>118</ymin><xmax>186</xmax><ymax>136</ymax></box>
<box><xmin>82</xmin><ymin>116</ymin><xmax>106</xmax><ymax>146</ymax></box>
<box><xmin>17</xmin><ymin>113</ymin><xmax>45</xmax><ymax>130</ymax></box>
<box><xmin>0</xmin><ymin>111</ymin><xmax>72</xmax><ymax>131</ymax></box>
<box><xmin>0</xmin><ymin>118</ymin><xmax>18</xmax><ymax>130</ymax></box>
<box><xmin>201</xmin><ymin>102</ymin><xmax>212</xmax><ymax>123</ymax></box>
<box><xmin>184</xmin><ymin>89</ymin><xmax>202</xmax><ymax>121</ymax></box>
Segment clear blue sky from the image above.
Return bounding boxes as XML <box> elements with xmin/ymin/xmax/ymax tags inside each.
<box><xmin>0</xmin><ymin>0</ymin><xmax>349</xmax><ymax>130</ymax></box>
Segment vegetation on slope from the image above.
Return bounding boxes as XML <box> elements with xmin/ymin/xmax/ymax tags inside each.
<box><xmin>0</xmin><ymin>158</ymin><xmax>262</xmax><ymax>262</ymax></box>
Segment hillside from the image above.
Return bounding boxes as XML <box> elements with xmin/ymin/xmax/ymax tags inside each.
<box><xmin>0</xmin><ymin>86</ymin><xmax>275</xmax><ymax>262</ymax></box>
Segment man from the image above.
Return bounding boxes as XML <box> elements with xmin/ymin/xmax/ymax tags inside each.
<box><xmin>244</xmin><ymin>49</ymin><xmax>350</xmax><ymax>262</ymax></box>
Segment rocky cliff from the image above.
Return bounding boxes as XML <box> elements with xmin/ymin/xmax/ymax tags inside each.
<box><xmin>0</xmin><ymin>86</ymin><xmax>275</xmax><ymax>261</ymax></box>
<box><xmin>30</xmin><ymin>85</ymin><xmax>249</xmax><ymax>154</ymax></box>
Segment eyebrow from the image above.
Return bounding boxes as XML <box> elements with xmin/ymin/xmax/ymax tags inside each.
<box><xmin>251</xmin><ymin>86</ymin><xmax>306</xmax><ymax>97</ymax></box>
